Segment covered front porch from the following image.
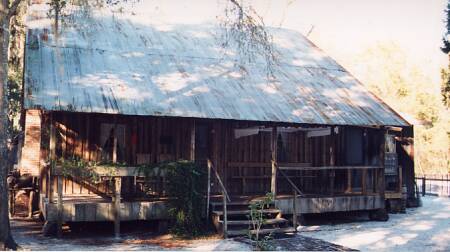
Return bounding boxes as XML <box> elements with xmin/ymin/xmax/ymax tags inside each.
<box><xmin>28</xmin><ymin>110</ymin><xmax>391</xmax><ymax>236</ymax></box>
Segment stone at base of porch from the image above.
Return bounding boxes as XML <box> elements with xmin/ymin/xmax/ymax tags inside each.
<box><xmin>276</xmin><ymin>195</ymin><xmax>384</xmax><ymax>214</ymax></box>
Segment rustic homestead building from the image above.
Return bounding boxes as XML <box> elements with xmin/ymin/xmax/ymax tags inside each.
<box><xmin>19</xmin><ymin>3</ymin><xmax>415</xmax><ymax>236</ymax></box>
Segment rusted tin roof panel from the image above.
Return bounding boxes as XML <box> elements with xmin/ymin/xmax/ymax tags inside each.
<box><xmin>24</xmin><ymin>4</ymin><xmax>409</xmax><ymax>127</ymax></box>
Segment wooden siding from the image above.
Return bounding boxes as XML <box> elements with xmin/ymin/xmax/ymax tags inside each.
<box><xmin>276</xmin><ymin>195</ymin><xmax>384</xmax><ymax>214</ymax></box>
<box><xmin>50</xmin><ymin>112</ymin><xmax>193</xmax><ymax>165</ymax></box>
<box><xmin>38</xmin><ymin>111</ymin><xmax>385</xmax><ymax>199</ymax></box>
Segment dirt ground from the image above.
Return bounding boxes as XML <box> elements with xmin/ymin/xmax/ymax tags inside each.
<box><xmin>10</xmin><ymin>196</ymin><xmax>449</xmax><ymax>251</ymax></box>
<box><xmin>10</xmin><ymin>217</ymin><xmax>252</xmax><ymax>251</ymax></box>
<box><xmin>10</xmin><ymin>217</ymin><xmax>354</xmax><ymax>251</ymax></box>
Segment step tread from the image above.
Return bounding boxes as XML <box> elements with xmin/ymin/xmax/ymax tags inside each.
<box><xmin>210</xmin><ymin>201</ymin><xmax>275</xmax><ymax>206</ymax></box>
<box><xmin>228</xmin><ymin>227</ymin><xmax>296</xmax><ymax>236</ymax></box>
<box><xmin>219</xmin><ymin>218</ymin><xmax>288</xmax><ymax>225</ymax></box>
<box><xmin>212</xmin><ymin>209</ymin><xmax>280</xmax><ymax>216</ymax></box>
<box><xmin>210</xmin><ymin>201</ymin><xmax>251</xmax><ymax>206</ymax></box>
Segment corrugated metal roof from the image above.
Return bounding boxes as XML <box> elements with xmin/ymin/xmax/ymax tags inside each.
<box><xmin>23</xmin><ymin>4</ymin><xmax>409</xmax><ymax>127</ymax></box>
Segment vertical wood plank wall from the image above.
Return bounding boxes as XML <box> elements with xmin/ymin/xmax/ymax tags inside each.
<box><xmin>38</xmin><ymin>111</ymin><xmax>383</xmax><ymax>198</ymax></box>
<box><xmin>41</xmin><ymin>112</ymin><xmax>194</xmax><ymax>197</ymax></box>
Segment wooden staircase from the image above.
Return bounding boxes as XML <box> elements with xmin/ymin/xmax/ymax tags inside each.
<box><xmin>210</xmin><ymin>199</ymin><xmax>296</xmax><ymax>237</ymax></box>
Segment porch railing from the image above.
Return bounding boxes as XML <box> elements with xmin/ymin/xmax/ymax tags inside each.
<box><xmin>277</xmin><ymin>166</ymin><xmax>304</xmax><ymax>231</ymax></box>
<box><xmin>207</xmin><ymin>159</ymin><xmax>231</xmax><ymax>238</ymax></box>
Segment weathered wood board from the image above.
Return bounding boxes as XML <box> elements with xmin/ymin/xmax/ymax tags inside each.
<box><xmin>43</xmin><ymin>199</ymin><xmax>169</xmax><ymax>222</ymax></box>
<box><xmin>276</xmin><ymin>195</ymin><xmax>384</xmax><ymax>214</ymax></box>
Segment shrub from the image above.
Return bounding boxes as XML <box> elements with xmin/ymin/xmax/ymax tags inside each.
<box><xmin>159</xmin><ymin>160</ymin><xmax>207</xmax><ymax>237</ymax></box>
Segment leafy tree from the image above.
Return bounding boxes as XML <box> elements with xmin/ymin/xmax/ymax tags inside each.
<box><xmin>348</xmin><ymin>41</ymin><xmax>449</xmax><ymax>174</ymax></box>
<box><xmin>441</xmin><ymin>1</ymin><xmax>450</xmax><ymax>54</ymax></box>
<box><xmin>0</xmin><ymin>1</ymin><xmax>24</xmax><ymax>249</ymax></box>
<box><xmin>440</xmin><ymin>69</ymin><xmax>450</xmax><ymax>108</ymax></box>
<box><xmin>442</xmin><ymin>0</ymin><xmax>450</xmax><ymax>108</ymax></box>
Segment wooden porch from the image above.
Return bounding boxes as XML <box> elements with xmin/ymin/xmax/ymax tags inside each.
<box><xmin>29</xmin><ymin>110</ymin><xmax>390</xmax><ymax>236</ymax></box>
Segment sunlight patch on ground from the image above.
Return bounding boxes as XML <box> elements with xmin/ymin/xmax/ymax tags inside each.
<box><xmin>301</xmin><ymin>196</ymin><xmax>450</xmax><ymax>252</ymax></box>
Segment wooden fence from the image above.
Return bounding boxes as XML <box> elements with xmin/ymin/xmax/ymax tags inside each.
<box><xmin>415</xmin><ymin>174</ymin><xmax>450</xmax><ymax>197</ymax></box>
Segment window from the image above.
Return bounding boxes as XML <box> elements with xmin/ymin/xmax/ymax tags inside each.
<box><xmin>344</xmin><ymin>128</ymin><xmax>364</xmax><ymax>165</ymax></box>
<box><xmin>100</xmin><ymin>123</ymin><xmax>126</xmax><ymax>162</ymax></box>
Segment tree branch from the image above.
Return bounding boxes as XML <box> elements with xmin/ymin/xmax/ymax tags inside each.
<box><xmin>229</xmin><ymin>0</ymin><xmax>243</xmax><ymax>13</ymax></box>
<box><xmin>7</xmin><ymin>0</ymin><xmax>22</xmax><ymax>20</ymax></box>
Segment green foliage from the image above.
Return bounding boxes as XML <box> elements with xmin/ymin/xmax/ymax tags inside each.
<box><xmin>441</xmin><ymin>68</ymin><xmax>450</xmax><ymax>108</ymax></box>
<box><xmin>57</xmin><ymin>157</ymin><xmax>118</xmax><ymax>183</ymax></box>
<box><xmin>442</xmin><ymin>1</ymin><xmax>450</xmax><ymax>53</ymax></box>
<box><xmin>416</xmin><ymin>93</ymin><xmax>440</xmax><ymax>125</ymax></box>
<box><xmin>153</xmin><ymin>160</ymin><xmax>207</xmax><ymax>237</ymax></box>
<box><xmin>47</xmin><ymin>0</ymin><xmax>67</xmax><ymax>32</ymax></box>
<box><xmin>248</xmin><ymin>192</ymin><xmax>275</xmax><ymax>251</ymax></box>
<box><xmin>6</xmin><ymin>71</ymin><xmax>22</xmax><ymax>134</ymax></box>
<box><xmin>48</xmin><ymin>0</ymin><xmax>67</xmax><ymax>17</ymax></box>
<box><xmin>7</xmin><ymin>2</ymin><xmax>25</xmax><ymax>135</ymax></box>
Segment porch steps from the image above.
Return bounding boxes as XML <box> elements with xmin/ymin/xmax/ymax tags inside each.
<box><xmin>228</xmin><ymin>227</ymin><xmax>296</xmax><ymax>236</ymax></box>
<box><xmin>218</xmin><ymin>218</ymin><xmax>288</xmax><ymax>226</ymax></box>
<box><xmin>211</xmin><ymin>209</ymin><xmax>280</xmax><ymax>216</ymax></box>
<box><xmin>210</xmin><ymin>199</ymin><xmax>295</xmax><ymax>237</ymax></box>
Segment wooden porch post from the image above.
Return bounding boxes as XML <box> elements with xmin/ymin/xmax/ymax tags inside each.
<box><xmin>329</xmin><ymin>127</ymin><xmax>335</xmax><ymax>196</ymax></box>
<box><xmin>293</xmin><ymin>189</ymin><xmax>298</xmax><ymax>231</ymax></box>
<box><xmin>378</xmin><ymin>129</ymin><xmax>386</xmax><ymax>204</ymax></box>
<box><xmin>56</xmin><ymin>175</ymin><xmax>63</xmax><ymax>238</ymax></box>
<box><xmin>222</xmin><ymin>190</ymin><xmax>228</xmax><ymax>238</ymax></box>
<box><xmin>271</xmin><ymin>126</ymin><xmax>278</xmax><ymax>198</ymax></box>
<box><xmin>206</xmin><ymin>160</ymin><xmax>211</xmax><ymax>220</ymax></box>
<box><xmin>49</xmin><ymin>117</ymin><xmax>56</xmax><ymax>204</ymax></box>
<box><xmin>114</xmin><ymin>177</ymin><xmax>121</xmax><ymax>238</ymax></box>
<box><xmin>362</xmin><ymin>129</ymin><xmax>368</xmax><ymax>195</ymax></box>
<box><xmin>112</xmin><ymin>137</ymin><xmax>117</xmax><ymax>163</ymax></box>
<box><xmin>190</xmin><ymin>120</ymin><xmax>195</xmax><ymax>161</ymax></box>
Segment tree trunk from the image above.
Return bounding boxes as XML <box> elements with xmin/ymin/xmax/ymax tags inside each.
<box><xmin>0</xmin><ymin>0</ymin><xmax>18</xmax><ymax>249</ymax></box>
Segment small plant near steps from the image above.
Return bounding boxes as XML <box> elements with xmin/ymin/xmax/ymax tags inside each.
<box><xmin>210</xmin><ymin>193</ymin><xmax>295</xmax><ymax>246</ymax></box>
<box><xmin>248</xmin><ymin>192</ymin><xmax>275</xmax><ymax>250</ymax></box>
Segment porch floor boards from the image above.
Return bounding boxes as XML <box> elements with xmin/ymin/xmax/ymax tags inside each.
<box><xmin>209</xmin><ymin>193</ymin><xmax>379</xmax><ymax>203</ymax></box>
<box><xmin>57</xmin><ymin>195</ymin><xmax>171</xmax><ymax>204</ymax></box>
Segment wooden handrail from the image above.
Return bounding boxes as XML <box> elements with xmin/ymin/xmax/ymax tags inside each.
<box><xmin>207</xmin><ymin>159</ymin><xmax>231</xmax><ymax>202</ymax></box>
<box><xmin>207</xmin><ymin>159</ymin><xmax>230</xmax><ymax>238</ymax></box>
<box><xmin>277</xmin><ymin>166</ymin><xmax>302</xmax><ymax>233</ymax></box>
<box><xmin>278</xmin><ymin>165</ymin><xmax>382</xmax><ymax>171</ymax></box>
<box><xmin>277</xmin><ymin>167</ymin><xmax>303</xmax><ymax>196</ymax></box>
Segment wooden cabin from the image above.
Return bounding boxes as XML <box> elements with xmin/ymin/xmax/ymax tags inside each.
<box><xmin>20</xmin><ymin>3</ymin><xmax>415</xmax><ymax>236</ymax></box>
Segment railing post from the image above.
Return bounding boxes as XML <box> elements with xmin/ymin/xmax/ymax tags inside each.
<box><xmin>206</xmin><ymin>160</ymin><xmax>211</xmax><ymax>221</ymax></box>
<box><xmin>57</xmin><ymin>175</ymin><xmax>63</xmax><ymax>238</ymax></box>
<box><xmin>422</xmin><ymin>177</ymin><xmax>426</xmax><ymax>197</ymax></box>
<box><xmin>114</xmin><ymin>177</ymin><xmax>121</xmax><ymax>239</ymax></box>
<box><xmin>28</xmin><ymin>185</ymin><xmax>35</xmax><ymax>218</ymax></box>
<box><xmin>447</xmin><ymin>174</ymin><xmax>450</xmax><ymax>197</ymax></box>
<box><xmin>271</xmin><ymin>126</ymin><xmax>278</xmax><ymax>198</ymax></box>
<box><xmin>293</xmin><ymin>190</ymin><xmax>297</xmax><ymax>232</ymax></box>
<box><xmin>9</xmin><ymin>188</ymin><xmax>15</xmax><ymax>217</ymax></box>
<box><xmin>222</xmin><ymin>191</ymin><xmax>228</xmax><ymax>238</ymax></box>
